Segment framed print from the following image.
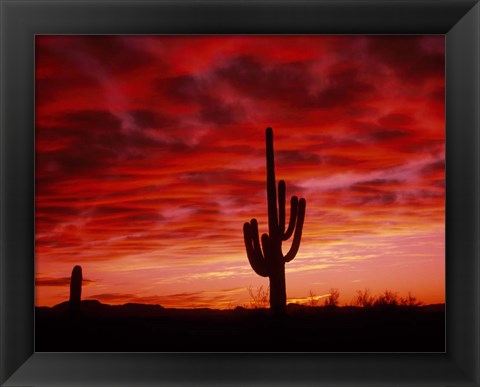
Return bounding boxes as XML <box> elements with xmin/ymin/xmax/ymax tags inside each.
<box><xmin>1</xmin><ymin>0</ymin><xmax>479</xmax><ymax>386</ymax></box>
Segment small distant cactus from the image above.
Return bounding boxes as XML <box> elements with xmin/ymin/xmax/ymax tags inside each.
<box><xmin>69</xmin><ymin>265</ymin><xmax>82</xmax><ymax>316</ymax></box>
<box><xmin>243</xmin><ymin>127</ymin><xmax>306</xmax><ymax>316</ymax></box>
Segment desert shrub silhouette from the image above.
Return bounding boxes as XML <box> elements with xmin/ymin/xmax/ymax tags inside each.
<box><xmin>400</xmin><ymin>292</ymin><xmax>423</xmax><ymax>307</ymax></box>
<box><xmin>373</xmin><ymin>290</ymin><xmax>399</xmax><ymax>310</ymax></box>
<box><xmin>69</xmin><ymin>265</ymin><xmax>82</xmax><ymax>316</ymax></box>
<box><xmin>247</xmin><ymin>285</ymin><xmax>270</xmax><ymax>309</ymax></box>
<box><xmin>307</xmin><ymin>290</ymin><xmax>320</xmax><ymax>307</ymax></box>
<box><xmin>324</xmin><ymin>288</ymin><xmax>340</xmax><ymax>307</ymax></box>
<box><xmin>243</xmin><ymin>127</ymin><xmax>306</xmax><ymax>316</ymax></box>
<box><xmin>350</xmin><ymin>289</ymin><xmax>423</xmax><ymax>309</ymax></box>
<box><xmin>352</xmin><ymin>289</ymin><xmax>375</xmax><ymax>308</ymax></box>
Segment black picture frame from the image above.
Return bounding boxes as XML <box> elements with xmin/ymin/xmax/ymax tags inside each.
<box><xmin>1</xmin><ymin>0</ymin><xmax>479</xmax><ymax>385</ymax></box>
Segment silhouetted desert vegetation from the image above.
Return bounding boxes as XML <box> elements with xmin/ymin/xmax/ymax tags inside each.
<box><xmin>36</xmin><ymin>300</ymin><xmax>444</xmax><ymax>352</ymax></box>
<box><xmin>243</xmin><ymin>127</ymin><xmax>306</xmax><ymax>316</ymax></box>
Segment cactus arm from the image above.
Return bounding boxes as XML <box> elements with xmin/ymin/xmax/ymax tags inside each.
<box><xmin>283</xmin><ymin>196</ymin><xmax>299</xmax><ymax>241</ymax></box>
<box><xmin>284</xmin><ymin>198</ymin><xmax>306</xmax><ymax>262</ymax></box>
<box><xmin>243</xmin><ymin>221</ymin><xmax>269</xmax><ymax>277</ymax></box>
<box><xmin>266</xmin><ymin>127</ymin><xmax>278</xmax><ymax>238</ymax></box>
<box><xmin>249</xmin><ymin>219</ymin><xmax>264</xmax><ymax>260</ymax></box>
<box><xmin>278</xmin><ymin>180</ymin><xmax>286</xmax><ymax>235</ymax></box>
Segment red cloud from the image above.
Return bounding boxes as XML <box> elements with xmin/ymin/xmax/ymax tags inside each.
<box><xmin>35</xmin><ymin>36</ymin><xmax>445</xmax><ymax>308</ymax></box>
<box><xmin>36</xmin><ymin>277</ymin><xmax>95</xmax><ymax>286</ymax></box>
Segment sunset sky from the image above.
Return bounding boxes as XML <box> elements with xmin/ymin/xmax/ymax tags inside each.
<box><xmin>35</xmin><ymin>35</ymin><xmax>445</xmax><ymax>308</ymax></box>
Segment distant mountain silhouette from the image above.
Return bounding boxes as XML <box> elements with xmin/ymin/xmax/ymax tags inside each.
<box><xmin>38</xmin><ymin>300</ymin><xmax>165</xmax><ymax>318</ymax></box>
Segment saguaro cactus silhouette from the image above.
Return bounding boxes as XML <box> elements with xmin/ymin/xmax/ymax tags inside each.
<box><xmin>69</xmin><ymin>265</ymin><xmax>82</xmax><ymax>316</ymax></box>
<box><xmin>243</xmin><ymin>127</ymin><xmax>306</xmax><ymax>316</ymax></box>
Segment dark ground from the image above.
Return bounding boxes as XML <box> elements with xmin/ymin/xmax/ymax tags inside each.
<box><xmin>35</xmin><ymin>300</ymin><xmax>445</xmax><ymax>352</ymax></box>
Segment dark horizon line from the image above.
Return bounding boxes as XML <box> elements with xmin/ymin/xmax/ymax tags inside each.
<box><xmin>35</xmin><ymin>298</ymin><xmax>446</xmax><ymax>310</ymax></box>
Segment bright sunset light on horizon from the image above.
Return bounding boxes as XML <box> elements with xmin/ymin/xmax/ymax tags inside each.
<box><xmin>35</xmin><ymin>35</ymin><xmax>445</xmax><ymax>308</ymax></box>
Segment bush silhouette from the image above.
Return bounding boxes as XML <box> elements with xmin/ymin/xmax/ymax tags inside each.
<box><xmin>373</xmin><ymin>290</ymin><xmax>399</xmax><ymax>310</ymax></box>
<box><xmin>243</xmin><ymin>127</ymin><xmax>306</xmax><ymax>316</ymax></box>
<box><xmin>352</xmin><ymin>289</ymin><xmax>375</xmax><ymax>308</ymax></box>
<box><xmin>247</xmin><ymin>285</ymin><xmax>270</xmax><ymax>309</ymax></box>
<box><xmin>69</xmin><ymin>265</ymin><xmax>82</xmax><ymax>316</ymax></box>
<box><xmin>307</xmin><ymin>290</ymin><xmax>320</xmax><ymax>307</ymax></box>
<box><xmin>400</xmin><ymin>292</ymin><xmax>423</xmax><ymax>307</ymax></box>
<box><xmin>350</xmin><ymin>289</ymin><xmax>424</xmax><ymax>309</ymax></box>
<box><xmin>324</xmin><ymin>288</ymin><xmax>340</xmax><ymax>307</ymax></box>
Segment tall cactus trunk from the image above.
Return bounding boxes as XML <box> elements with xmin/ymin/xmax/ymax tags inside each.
<box><xmin>243</xmin><ymin>127</ymin><xmax>306</xmax><ymax>317</ymax></box>
<box><xmin>269</xmin><ymin>260</ymin><xmax>287</xmax><ymax>316</ymax></box>
<box><xmin>69</xmin><ymin>265</ymin><xmax>82</xmax><ymax>317</ymax></box>
<box><xmin>266</xmin><ymin>129</ymin><xmax>287</xmax><ymax>316</ymax></box>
